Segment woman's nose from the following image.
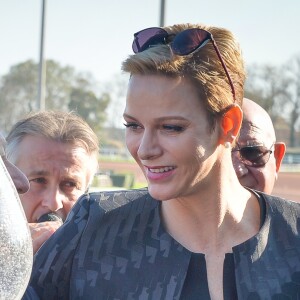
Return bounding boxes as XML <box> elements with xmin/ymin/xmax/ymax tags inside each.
<box><xmin>137</xmin><ymin>131</ymin><xmax>162</xmax><ymax>160</ymax></box>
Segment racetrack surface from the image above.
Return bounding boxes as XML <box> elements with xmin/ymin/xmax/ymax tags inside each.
<box><xmin>273</xmin><ymin>172</ymin><xmax>300</xmax><ymax>202</ymax></box>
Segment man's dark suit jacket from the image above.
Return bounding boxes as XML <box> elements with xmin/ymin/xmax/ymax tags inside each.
<box><xmin>23</xmin><ymin>189</ymin><xmax>300</xmax><ymax>299</ymax></box>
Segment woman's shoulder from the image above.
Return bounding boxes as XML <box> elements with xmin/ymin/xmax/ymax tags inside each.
<box><xmin>28</xmin><ymin>188</ymin><xmax>154</xmax><ymax>298</ymax></box>
<box><xmin>259</xmin><ymin>191</ymin><xmax>300</xmax><ymax>212</ymax></box>
<box><xmin>89</xmin><ymin>187</ymin><xmax>150</xmax><ymax>207</ymax></box>
<box><xmin>257</xmin><ymin>191</ymin><xmax>300</xmax><ymax>232</ymax></box>
<box><xmin>78</xmin><ymin>187</ymin><xmax>151</xmax><ymax>212</ymax></box>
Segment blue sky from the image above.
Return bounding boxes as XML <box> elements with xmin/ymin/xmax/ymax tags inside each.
<box><xmin>1</xmin><ymin>0</ymin><xmax>300</xmax><ymax>83</ymax></box>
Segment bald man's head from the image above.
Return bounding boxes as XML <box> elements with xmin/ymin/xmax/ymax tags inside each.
<box><xmin>242</xmin><ymin>98</ymin><xmax>276</xmax><ymax>143</ymax></box>
<box><xmin>232</xmin><ymin>98</ymin><xmax>286</xmax><ymax>194</ymax></box>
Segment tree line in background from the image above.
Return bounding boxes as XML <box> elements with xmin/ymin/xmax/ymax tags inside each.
<box><xmin>0</xmin><ymin>60</ymin><xmax>111</xmax><ymax>139</ymax></box>
<box><xmin>0</xmin><ymin>56</ymin><xmax>299</xmax><ymax>147</ymax></box>
<box><xmin>245</xmin><ymin>54</ymin><xmax>300</xmax><ymax>147</ymax></box>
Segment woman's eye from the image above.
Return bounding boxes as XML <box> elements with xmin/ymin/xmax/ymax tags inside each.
<box><xmin>123</xmin><ymin>122</ymin><xmax>141</xmax><ymax>130</ymax></box>
<box><xmin>162</xmin><ymin>125</ymin><xmax>184</xmax><ymax>132</ymax></box>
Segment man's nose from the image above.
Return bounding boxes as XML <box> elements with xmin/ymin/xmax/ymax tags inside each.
<box><xmin>4</xmin><ymin>159</ymin><xmax>29</xmax><ymax>194</ymax></box>
<box><xmin>41</xmin><ymin>188</ymin><xmax>65</xmax><ymax>212</ymax></box>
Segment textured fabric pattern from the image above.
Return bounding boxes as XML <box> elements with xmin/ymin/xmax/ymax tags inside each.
<box><xmin>233</xmin><ymin>195</ymin><xmax>300</xmax><ymax>299</ymax></box>
<box><xmin>23</xmin><ymin>189</ymin><xmax>300</xmax><ymax>299</ymax></box>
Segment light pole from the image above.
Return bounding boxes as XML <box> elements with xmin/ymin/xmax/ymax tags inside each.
<box><xmin>37</xmin><ymin>0</ymin><xmax>46</xmax><ymax>111</ymax></box>
<box><xmin>159</xmin><ymin>0</ymin><xmax>166</xmax><ymax>27</ymax></box>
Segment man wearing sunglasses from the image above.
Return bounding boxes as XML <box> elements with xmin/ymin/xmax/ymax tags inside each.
<box><xmin>232</xmin><ymin>98</ymin><xmax>286</xmax><ymax>194</ymax></box>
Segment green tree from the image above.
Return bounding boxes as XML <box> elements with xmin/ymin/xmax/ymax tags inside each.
<box><xmin>102</xmin><ymin>73</ymin><xmax>128</xmax><ymax>128</ymax></box>
<box><xmin>68</xmin><ymin>78</ymin><xmax>110</xmax><ymax>137</ymax></box>
<box><xmin>284</xmin><ymin>55</ymin><xmax>300</xmax><ymax>147</ymax></box>
<box><xmin>245</xmin><ymin>64</ymin><xmax>288</xmax><ymax>121</ymax></box>
<box><xmin>0</xmin><ymin>60</ymin><xmax>38</xmax><ymax>132</ymax></box>
<box><xmin>245</xmin><ymin>59</ymin><xmax>300</xmax><ymax>147</ymax></box>
<box><xmin>0</xmin><ymin>59</ymin><xmax>110</xmax><ymax>133</ymax></box>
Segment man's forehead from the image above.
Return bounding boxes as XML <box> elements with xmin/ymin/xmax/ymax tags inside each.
<box><xmin>239</xmin><ymin>120</ymin><xmax>271</xmax><ymax>145</ymax></box>
<box><xmin>242</xmin><ymin>120</ymin><xmax>263</xmax><ymax>133</ymax></box>
<box><xmin>242</xmin><ymin>101</ymin><xmax>275</xmax><ymax>142</ymax></box>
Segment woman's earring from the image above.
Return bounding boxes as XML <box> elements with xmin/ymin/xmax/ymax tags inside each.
<box><xmin>225</xmin><ymin>142</ymin><xmax>231</xmax><ymax>149</ymax></box>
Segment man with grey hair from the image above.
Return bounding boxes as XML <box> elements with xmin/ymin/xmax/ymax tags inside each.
<box><xmin>232</xmin><ymin>98</ymin><xmax>286</xmax><ymax>194</ymax></box>
<box><xmin>6</xmin><ymin>110</ymin><xmax>99</xmax><ymax>254</ymax></box>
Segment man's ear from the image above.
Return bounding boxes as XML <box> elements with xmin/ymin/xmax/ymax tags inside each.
<box><xmin>220</xmin><ymin>104</ymin><xmax>243</xmax><ymax>143</ymax></box>
<box><xmin>274</xmin><ymin>142</ymin><xmax>286</xmax><ymax>173</ymax></box>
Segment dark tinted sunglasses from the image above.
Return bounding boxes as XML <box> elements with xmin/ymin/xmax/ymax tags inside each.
<box><xmin>132</xmin><ymin>27</ymin><xmax>236</xmax><ymax>102</ymax></box>
<box><xmin>232</xmin><ymin>144</ymin><xmax>274</xmax><ymax>167</ymax></box>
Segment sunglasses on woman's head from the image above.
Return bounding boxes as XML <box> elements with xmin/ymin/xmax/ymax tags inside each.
<box><xmin>132</xmin><ymin>27</ymin><xmax>236</xmax><ymax>102</ymax></box>
<box><xmin>232</xmin><ymin>144</ymin><xmax>274</xmax><ymax>168</ymax></box>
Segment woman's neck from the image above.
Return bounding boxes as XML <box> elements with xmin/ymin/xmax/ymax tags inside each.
<box><xmin>160</xmin><ymin>178</ymin><xmax>260</xmax><ymax>254</ymax></box>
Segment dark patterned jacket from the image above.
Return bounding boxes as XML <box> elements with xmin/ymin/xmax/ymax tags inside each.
<box><xmin>23</xmin><ymin>189</ymin><xmax>300</xmax><ymax>299</ymax></box>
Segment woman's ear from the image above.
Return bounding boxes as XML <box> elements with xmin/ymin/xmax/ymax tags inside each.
<box><xmin>220</xmin><ymin>104</ymin><xmax>243</xmax><ymax>143</ymax></box>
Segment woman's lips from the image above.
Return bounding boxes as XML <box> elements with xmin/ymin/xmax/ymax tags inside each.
<box><xmin>145</xmin><ymin>166</ymin><xmax>176</xmax><ymax>181</ymax></box>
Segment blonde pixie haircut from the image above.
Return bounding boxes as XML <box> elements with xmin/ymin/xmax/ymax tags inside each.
<box><xmin>122</xmin><ymin>23</ymin><xmax>246</xmax><ymax>129</ymax></box>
